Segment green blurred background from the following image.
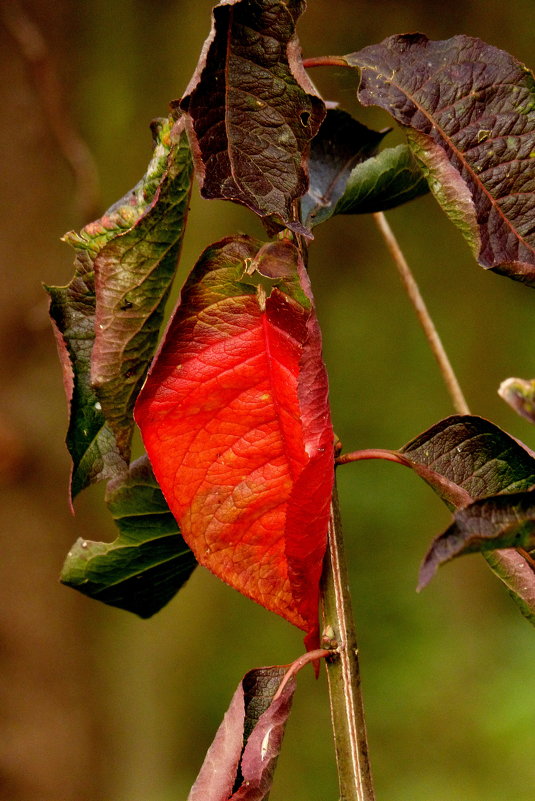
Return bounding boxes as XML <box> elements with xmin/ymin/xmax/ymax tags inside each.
<box><xmin>1</xmin><ymin>1</ymin><xmax>534</xmax><ymax>799</ymax></box>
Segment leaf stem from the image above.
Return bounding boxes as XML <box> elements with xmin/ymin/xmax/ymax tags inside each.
<box><xmin>321</xmin><ymin>480</ymin><xmax>376</xmax><ymax>801</ymax></box>
<box><xmin>373</xmin><ymin>211</ymin><xmax>470</xmax><ymax>416</ymax></box>
<box><xmin>302</xmin><ymin>55</ymin><xmax>349</xmax><ymax>70</ymax></box>
<box><xmin>273</xmin><ymin>649</ymin><xmax>332</xmax><ymax>702</ymax></box>
<box><xmin>336</xmin><ymin>447</ymin><xmax>406</xmax><ymax>467</ymax></box>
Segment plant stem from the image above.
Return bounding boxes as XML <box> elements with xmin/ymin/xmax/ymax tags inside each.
<box><xmin>295</xmin><ymin>228</ymin><xmax>374</xmax><ymax>800</ymax></box>
<box><xmin>373</xmin><ymin>211</ymin><xmax>470</xmax><ymax>416</ymax></box>
<box><xmin>321</xmin><ymin>480</ymin><xmax>376</xmax><ymax>801</ymax></box>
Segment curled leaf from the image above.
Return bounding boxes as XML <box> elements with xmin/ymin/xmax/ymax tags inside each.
<box><xmin>180</xmin><ymin>0</ymin><xmax>325</xmax><ymax>235</ymax></box>
<box><xmin>499</xmin><ymin>377</ymin><xmax>535</xmax><ymax>424</ymax></box>
<box><xmin>46</xmin><ymin>250</ymin><xmax>127</xmax><ymax>500</ymax></box>
<box><xmin>188</xmin><ymin>665</ymin><xmax>292</xmax><ymax>801</ymax></box>
<box><xmin>135</xmin><ymin>235</ymin><xmax>334</xmax><ymax>646</ymax></box>
<box><xmin>344</xmin><ymin>34</ymin><xmax>535</xmax><ymax>284</ymax></box>
<box><xmin>398</xmin><ymin>414</ymin><xmax>535</xmax><ymax>621</ymax></box>
<box><xmin>419</xmin><ymin>491</ymin><xmax>535</xmax><ymax>589</ymax></box>
<box><xmin>61</xmin><ymin>456</ymin><xmax>197</xmax><ymax>617</ymax></box>
<box><xmin>188</xmin><ymin>650</ymin><xmax>329</xmax><ymax>801</ymax></box>
<box><xmin>89</xmin><ymin>117</ymin><xmax>193</xmax><ymax>459</ymax></box>
<box><xmin>47</xmin><ymin>117</ymin><xmax>192</xmax><ymax>496</ymax></box>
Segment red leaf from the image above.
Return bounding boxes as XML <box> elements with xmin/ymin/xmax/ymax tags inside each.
<box><xmin>134</xmin><ymin>236</ymin><xmax>334</xmax><ymax>645</ymax></box>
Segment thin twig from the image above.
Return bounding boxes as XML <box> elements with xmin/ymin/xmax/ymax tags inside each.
<box><xmin>373</xmin><ymin>211</ymin><xmax>470</xmax><ymax>416</ymax></box>
<box><xmin>1</xmin><ymin>0</ymin><xmax>101</xmax><ymax>222</ymax></box>
<box><xmin>321</xmin><ymin>484</ymin><xmax>376</xmax><ymax>801</ymax></box>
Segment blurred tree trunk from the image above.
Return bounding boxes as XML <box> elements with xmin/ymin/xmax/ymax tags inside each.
<box><xmin>0</xmin><ymin>2</ymin><xmax>105</xmax><ymax>798</ymax></box>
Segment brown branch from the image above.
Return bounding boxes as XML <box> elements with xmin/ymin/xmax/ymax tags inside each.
<box><xmin>373</xmin><ymin>211</ymin><xmax>470</xmax><ymax>416</ymax></box>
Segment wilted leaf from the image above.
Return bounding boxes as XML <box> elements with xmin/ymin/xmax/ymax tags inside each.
<box><xmin>180</xmin><ymin>0</ymin><xmax>325</xmax><ymax>235</ymax></box>
<box><xmin>334</xmin><ymin>144</ymin><xmax>429</xmax><ymax>216</ymax></box>
<box><xmin>61</xmin><ymin>456</ymin><xmax>197</xmax><ymax>617</ymax></box>
<box><xmin>46</xmin><ymin>251</ymin><xmax>126</xmax><ymax>499</ymax></box>
<box><xmin>135</xmin><ymin>235</ymin><xmax>334</xmax><ymax>647</ymax></box>
<box><xmin>344</xmin><ymin>35</ymin><xmax>535</xmax><ymax>284</ymax></box>
<box><xmin>419</xmin><ymin>491</ymin><xmax>535</xmax><ymax>588</ymax></box>
<box><xmin>499</xmin><ymin>377</ymin><xmax>535</xmax><ymax>424</ymax></box>
<box><xmin>300</xmin><ymin>108</ymin><xmax>386</xmax><ymax>227</ymax></box>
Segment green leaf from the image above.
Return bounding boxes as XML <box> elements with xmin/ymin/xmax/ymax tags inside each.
<box><xmin>61</xmin><ymin>456</ymin><xmax>197</xmax><ymax>617</ymax></box>
<box><xmin>499</xmin><ymin>377</ymin><xmax>535</xmax><ymax>424</ymax></box>
<box><xmin>89</xmin><ymin>117</ymin><xmax>193</xmax><ymax>460</ymax></box>
<box><xmin>180</xmin><ymin>0</ymin><xmax>325</xmax><ymax>236</ymax></box>
<box><xmin>46</xmin><ymin>251</ymin><xmax>127</xmax><ymax>499</ymax></box>
<box><xmin>300</xmin><ymin>108</ymin><xmax>387</xmax><ymax>227</ymax></box>
<box><xmin>334</xmin><ymin>144</ymin><xmax>429</xmax><ymax>216</ymax></box>
<box><xmin>344</xmin><ymin>34</ymin><xmax>535</xmax><ymax>284</ymax></box>
<box><xmin>47</xmin><ymin>116</ymin><xmax>192</xmax><ymax>496</ymax></box>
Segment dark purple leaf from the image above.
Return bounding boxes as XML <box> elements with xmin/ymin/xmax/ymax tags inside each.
<box><xmin>187</xmin><ymin>665</ymin><xmax>294</xmax><ymax>801</ymax></box>
<box><xmin>180</xmin><ymin>0</ymin><xmax>325</xmax><ymax>235</ymax></box>
<box><xmin>399</xmin><ymin>415</ymin><xmax>535</xmax><ymax>621</ymax></box>
<box><xmin>499</xmin><ymin>377</ymin><xmax>535</xmax><ymax>424</ymax></box>
<box><xmin>419</xmin><ymin>491</ymin><xmax>535</xmax><ymax>590</ymax></box>
<box><xmin>300</xmin><ymin>108</ymin><xmax>386</xmax><ymax>227</ymax></box>
<box><xmin>344</xmin><ymin>35</ymin><xmax>535</xmax><ymax>284</ymax></box>
<box><xmin>401</xmin><ymin>414</ymin><xmax>535</xmax><ymax>502</ymax></box>
<box><xmin>485</xmin><ymin>549</ymin><xmax>535</xmax><ymax>626</ymax></box>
